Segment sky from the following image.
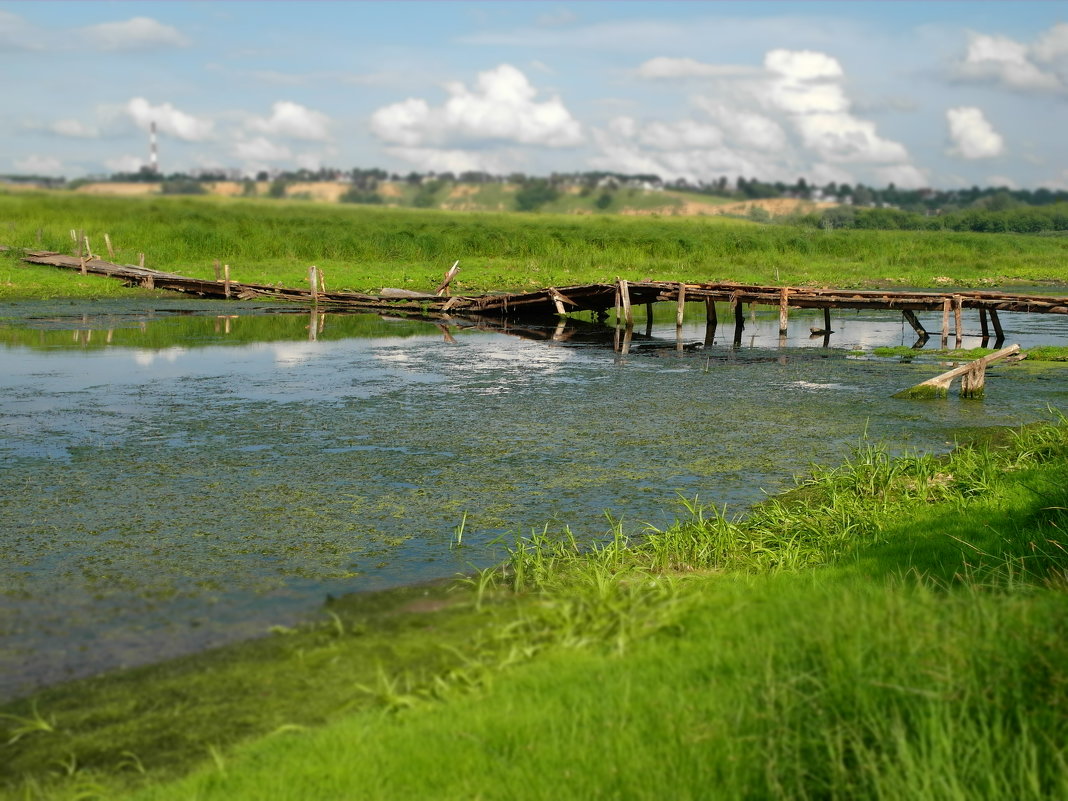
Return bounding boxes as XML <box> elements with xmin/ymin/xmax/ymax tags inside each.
<box><xmin>2</xmin><ymin>1</ymin><xmax>1066</xmax><ymax>189</ymax></box>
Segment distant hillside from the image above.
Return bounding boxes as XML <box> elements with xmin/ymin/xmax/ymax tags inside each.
<box><xmin>64</xmin><ymin>180</ymin><xmax>832</xmax><ymax>218</ymax></box>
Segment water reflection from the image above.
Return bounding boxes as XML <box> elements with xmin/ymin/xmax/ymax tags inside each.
<box><xmin>0</xmin><ymin>298</ymin><xmax>1066</xmax><ymax>701</ymax></box>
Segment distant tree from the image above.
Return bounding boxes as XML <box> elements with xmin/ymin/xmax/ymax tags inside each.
<box><xmin>161</xmin><ymin>178</ymin><xmax>206</xmax><ymax>195</ymax></box>
<box><xmin>595</xmin><ymin>191</ymin><xmax>613</xmax><ymax>210</ymax></box>
<box><xmin>515</xmin><ymin>179</ymin><xmax>559</xmax><ymax>211</ymax></box>
<box><xmin>267</xmin><ymin>178</ymin><xmax>288</xmax><ymax>199</ymax></box>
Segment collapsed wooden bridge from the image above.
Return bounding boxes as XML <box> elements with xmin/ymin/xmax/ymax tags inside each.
<box><xmin>18</xmin><ymin>249</ymin><xmax>1068</xmax><ymax>347</ymax></box>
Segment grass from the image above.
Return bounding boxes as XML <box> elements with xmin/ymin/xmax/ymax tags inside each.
<box><xmin>3</xmin><ymin>191</ymin><xmax>1068</xmax><ymax>300</ymax></box>
<box><xmin>2</xmin><ymin>417</ymin><xmax>1066</xmax><ymax>800</ymax></box>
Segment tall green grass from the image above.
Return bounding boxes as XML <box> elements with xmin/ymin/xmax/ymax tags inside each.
<box><xmin>3</xmin><ymin>191</ymin><xmax>1067</xmax><ymax>298</ymax></box>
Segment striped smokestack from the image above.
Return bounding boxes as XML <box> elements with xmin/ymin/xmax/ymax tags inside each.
<box><xmin>150</xmin><ymin>120</ymin><xmax>159</xmax><ymax>173</ymax></box>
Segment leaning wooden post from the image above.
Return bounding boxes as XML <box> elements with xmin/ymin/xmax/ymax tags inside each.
<box><xmin>104</xmin><ymin>233</ymin><xmax>115</xmax><ymax>260</ymax></box>
<box><xmin>435</xmin><ymin>260</ymin><xmax>460</xmax><ymax>297</ymax></box>
<box><xmin>902</xmin><ymin>309</ymin><xmax>927</xmax><ymax>339</ymax></box>
<box><xmin>223</xmin><ymin>264</ymin><xmax>231</xmax><ymax>299</ymax></box>
<box><xmin>941</xmin><ymin>297</ymin><xmax>951</xmax><ymax>347</ymax></box>
<box><xmin>83</xmin><ymin>236</ymin><xmax>93</xmax><ymax>260</ymax></box>
<box><xmin>309</xmin><ymin>265</ymin><xmax>319</xmax><ymax>304</ymax></box>
<box><xmin>676</xmin><ymin>282</ymin><xmax>687</xmax><ymax>329</ymax></box>
<box><xmin>618</xmin><ymin>279</ymin><xmax>633</xmax><ymax>328</ymax></box>
<box><xmin>778</xmin><ymin>287</ymin><xmax>790</xmax><ymax>336</ymax></box>
<box><xmin>893</xmin><ymin>344</ymin><xmax>1020</xmax><ymax>399</ymax></box>
<box><xmin>989</xmin><ymin>308</ymin><xmax>1004</xmax><ymax>342</ymax></box>
<box><xmin>953</xmin><ymin>294</ymin><xmax>963</xmax><ymax>346</ymax></box>
<box><xmin>979</xmin><ymin>308</ymin><xmax>990</xmax><ymax>340</ymax></box>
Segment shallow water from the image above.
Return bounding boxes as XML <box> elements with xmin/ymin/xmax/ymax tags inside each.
<box><xmin>1</xmin><ymin>298</ymin><xmax>1066</xmax><ymax>699</ymax></box>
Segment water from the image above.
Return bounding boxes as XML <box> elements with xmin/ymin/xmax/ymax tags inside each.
<box><xmin>1</xmin><ymin>298</ymin><xmax>1067</xmax><ymax>700</ymax></box>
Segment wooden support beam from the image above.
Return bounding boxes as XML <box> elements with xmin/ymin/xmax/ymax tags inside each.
<box><xmin>953</xmin><ymin>294</ymin><xmax>963</xmax><ymax>346</ymax></box>
<box><xmin>990</xmin><ymin>308</ymin><xmax>1004</xmax><ymax>341</ymax></box>
<box><xmin>138</xmin><ymin>253</ymin><xmax>145</xmax><ymax>269</ymax></box>
<box><xmin>435</xmin><ymin>260</ymin><xmax>460</xmax><ymax>296</ymax></box>
<box><xmin>823</xmin><ymin>307</ymin><xmax>831</xmax><ymax>333</ymax></box>
<box><xmin>676</xmin><ymin>282</ymin><xmax>687</xmax><ymax>329</ymax></box>
<box><xmin>778</xmin><ymin>287</ymin><xmax>790</xmax><ymax>336</ymax></box>
<box><xmin>941</xmin><ymin>297</ymin><xmax>951</xmax><ymax>347</ymax></box>
<box><xmin>223</xmin><ymin>264</ymin><xmax>231</xmax><ymax>299</ymax></box>
<box><xmin>705</xmin><ymin>298</ymin><xmax>717</xmax><ymax>326</ymax></box>
<box><xmin>309</xmin><ymin>265</ymin><xmax>319</xmax><ymax>303</ymax></box>
<box><xmin>902</xmin><ymin>309</ymin><xmax>927</xmax><ymax>337</ymax></box>
<box><xmin>618</xmin><ymin>279</ymin><xmax>633</xmax><ymax>328</ymax></box>
<box><xmin>732</xmin><ymin>293</ymin><xmax>744</xmax><ymax>331</ymax></box>
<box><xmin>979</xmin><ymin>308</ymin><xmax>990</xmax><ymax>339</ymax></box>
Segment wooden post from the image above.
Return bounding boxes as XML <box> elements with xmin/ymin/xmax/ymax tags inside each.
<box><xmin>223</xmin><ymin>264</ymin><xmax>231</xmax><ymax>299</ymax></box>
<box><xmin>979</xmin><ymin>308</ymin><xmax>990</xmax><ymax>340</ymax></box>
<box><xmin>70</xmin><ymin>229</ymin><xmax>78</xmax><ymax>255</ymax></box>
<box><xmin>676</xmin><ymin>283</ymin><xmax>687</xmax><ymax>329</ymax></box>
<box><xmin>893</xmin><ymin>344</ymin><xmax>1019</xmax><ymax>399</ymax></box>
<box><xmin>620</xmin><ymin>325</ymin><xmax>632</xmax><ymax>355</ymax></box>
<box><xmin>941</xmin><ymin>298</ymin><xmax>951</xmax><ymax>347</ymax></box>
<box><xmin>104</xmin><ymin>233</ymin><xmax>114</xmax><ymax>260</ymax></box>
<box><xmin>778</xmin><ymin>287</ymin><xmax>790</xmax><ymax>336</ymax></box>
<box><xmin>644</xmin><ymin>303</ymin><xmax>653</xmax><ymax>337</ymax></box>
<box><xmin>79</xmin><ymin>256</ymin><xmax>87</xmax><ymax>275</ymax></box>
<box><xmin>613</xmin><ymin>284</ymin><xmax>621</xmax><ymax>327</ymax></box>
<box><xmin>138</xmin><ymin>252</ymin><xmax>145</xmax><ymax>269</ymax></box>
<box><xmin>618</xmin><ymin>279</ymin><xmax>633</xmax><ymax>328</ymax></box>
<box><xmin>435</xmin><ymin>260</ymin><xmax>460</xmax><ymax>296</ymax></box>
<box><xmin>953</xmin><ymin>294</ymin><xmax>963</xmax><ymax>346</ymax></box>
<box><xmin>989</xmin><ymin>308</ymin><xmax>1004</xmax><ymax>342</ymax></box>
<box><xmin>213</xmin><ymin>259</ymin><xmax>221</xmax><ymax>281</ymax></box>
<box><xmin>309</xmin><ymin>265</ymin><xmax>319</xmax><ymax>303</ymax></box>
<box><xmin>823</xmin><ymin>307</ymin><xmax>831</xmax><ymax>333</ymax></box>
<box><xmin>732</xmin><ymin>294</ymin><xmax>744</xmax><ymax>331</ymax></box>
<box><xmin>705</xmin><ymin>298</ymin><xmax>717</xmax><ymax>326</ymax></box>
<box><xmin>902</xmin><ymin>309</ymin><xmax>927</xmax><ymax>338</ymax></box>
<box><xmin>83</xmin><ymin>236</ymin><xmax>92</xmax><ymax>260</ymax></box>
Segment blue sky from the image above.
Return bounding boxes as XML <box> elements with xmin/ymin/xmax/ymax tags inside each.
<box><xmin>2</xmin><ymin>1</ymin><xmax>1066</xmax><ymax>189</ymax></box>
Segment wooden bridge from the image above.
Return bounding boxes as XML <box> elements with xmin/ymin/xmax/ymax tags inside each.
<box><xmin>18</xmin><ymin>249</ymin><xmax>1068</xmax><ymax>348</ymax></box>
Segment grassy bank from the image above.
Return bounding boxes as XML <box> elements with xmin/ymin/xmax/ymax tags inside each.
<box><xmin>3</xmin><ymin>192</ymin><xmax>1068</xmax><ymax>299</ymax></box>
<box><xmin>2</xmin><ymin>419</ymin><xmax>1066</xmax><ymax>800</ymax></box>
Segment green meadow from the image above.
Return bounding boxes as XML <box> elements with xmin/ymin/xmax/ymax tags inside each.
<box><xmin>3</xmin><ymin>191</ymin><xmax>1068</xmax><ymax>299</ymax></box>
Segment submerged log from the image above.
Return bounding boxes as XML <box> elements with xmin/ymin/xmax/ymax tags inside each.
<box><xmin>893</xmin><ymin>344</ymin><xmax>1020</xmax><ymax>400</ymax></box>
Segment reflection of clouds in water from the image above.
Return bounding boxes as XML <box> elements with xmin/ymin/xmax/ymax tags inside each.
<box><xmin>270</xmin><ymin>342</ymin><xmax>321</xmax><ymax>366</ymax></box>
<box><xmin>132</xmin><ymin>347</ymin><xmax>188</xmax><ymax>366</ymax></box>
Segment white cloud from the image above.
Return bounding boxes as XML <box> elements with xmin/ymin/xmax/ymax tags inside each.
<box><xmin>792</xmin><ymin>113</ymin><xmax>909</xmax><ymax>163</ymax></box>
<box><xmin>50</xmin><ymin>119</ymin><xmax>100</xmax><ymax>138</ymax></box>
<box><xmin>696</xmin><ymin>101</ymin><xmax>787</xmax><ymax>151</ymax></box>
<box><xmin>247</xmin><ymin>101</ymin><xmax>331</xmax><ymax>141</ymax></box>
<box><xmin>104</xmin><ymin>154</ymin><xmax>146</xmax><ymax>173</ymax></box>
<box><xmin>636</xmin><ymin>119</ymin><xmax>724</xmax><ymax>150</ymax></box>
<box><xmin>954</xmin><ymin>29</ymin><xmax>1064</xmax><ymax>92</ymax></box>
<box><xmin>636</xmin><ymin>56</ymin><xmax>758</xmax><ymax>80</ymax></box>
<box><xmin>295</xmin><ymin>152</ymin><xmax>322</xmax><ymax>171</ymax></box>
<box><xmin>946</xmin><ymin>106</ymin><xmax>1004</xmax><ymax>159</ymax></box>
<box><xmin>126</xmin><ymin>98</ymin><xmax>213</xmax><ymax>141</ymax></box>
<box><xmin>0</xmin><ymin>10</ymin><xmax>41</xmax><ymax>50</ymax></box>
<box><xmin>13</xmin><ymin>154</ymin><xmax>64</xmax><ymax>175</ymax></box>
<box><xmin>765</xmin><ymin>49</ymin><xmax>843</xmax><ymax>81</ymax></box>
<box><xmin>370</xmin><ymin>64</ymin><xmax>582</xmax><ymax>149</ymax></box>
<box><xmin>872</xmin><ymin>164</ymin><xmax>929</xmax><ymax>189</ymax></box>
<box><xmin>763</xmin><ymin>49</ymin><xmax>910</xmax><ymax>165</ymax></box>
<box><xmin>234</xmin><ymin>137</ymin><xmax>291</xmax><ymax>161</ymax></box>
<box><xmin>382</xmin><ymin>146</ymin><xmax>506</xmax><ymax>175</ymax></box>
<box><xmin>81</xmin><ymin>17</ymin><xmax>190</xmax><ymax>51</ymax></box>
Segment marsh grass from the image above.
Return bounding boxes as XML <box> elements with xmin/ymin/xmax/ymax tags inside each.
<box><xmin>3</xmin><ymin>192</ymin><xmax>1068</xmax><ymax>299</ymax></box>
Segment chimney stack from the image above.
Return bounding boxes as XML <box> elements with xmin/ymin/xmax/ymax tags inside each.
<box><xmin>150</xmin><ymin>120</ymin><xmax>159</xmax><ymax>173</ymax></box>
